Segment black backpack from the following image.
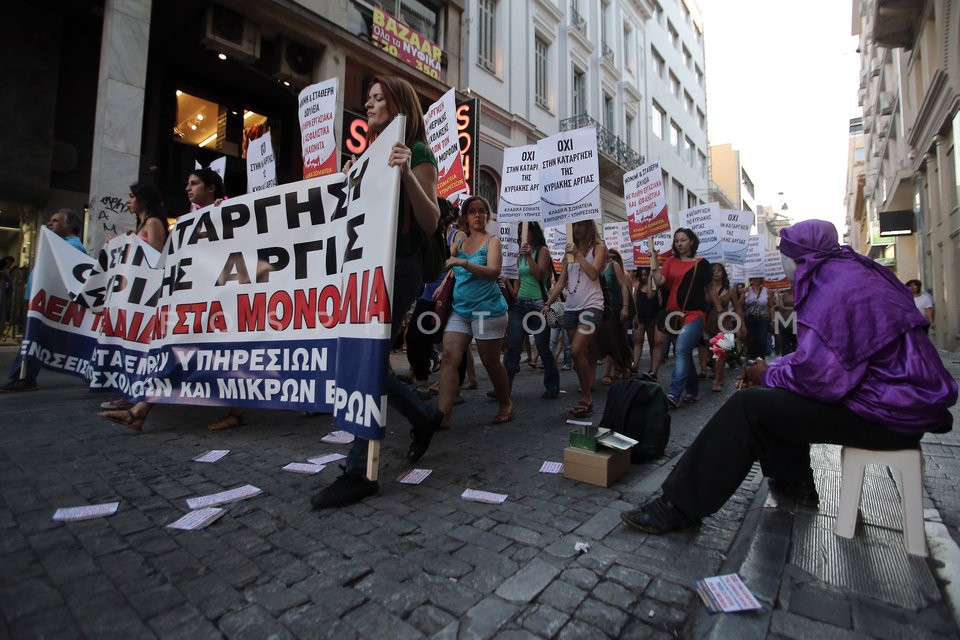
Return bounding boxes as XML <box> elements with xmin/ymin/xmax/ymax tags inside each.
<box><xmin>598</xmin><ymin>378</ymin><xmax>671</xmax><ymax>462</ymax></box>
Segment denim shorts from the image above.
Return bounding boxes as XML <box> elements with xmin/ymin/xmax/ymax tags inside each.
<box><xmin>445</xmin><ymin>312</ymin><xmax>509</xmax><ymax>340</ymax></box>
<box><xmin>561</xmin><ymin>307</ymin><xmax>602</xmax><ymax>331</ymax></box>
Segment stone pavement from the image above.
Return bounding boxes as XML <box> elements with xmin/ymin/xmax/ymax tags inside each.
<box><xmin>0</xmin><ymin>345</ymin><xmax>959</xmax><ymax>639</ymax></box>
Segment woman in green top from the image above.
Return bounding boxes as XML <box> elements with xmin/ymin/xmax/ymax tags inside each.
<box><xmin>502</xmin><ymin>221</ymin><xmax>559</xmax><ymax>398</ymax></box>
<box><xmin>312</xmin><ymin>75</ymin><xmax>443</xmax><ymax>509</ymax></box>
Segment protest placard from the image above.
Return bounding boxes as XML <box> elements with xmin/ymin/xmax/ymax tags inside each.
<box><xmin>763</xmin><ymin>250</ymin><xmax>791</xmax><ymax>290</ymax></box>
<box><xmin>545</xmin><ymin>225</ymin><xmax>567</xmax><ymax>273</ymax></box>
<box><xmin>632</xmin><ymin>232</ymin><xmax>672</xmax><ymax>267</ymax></box>
<box><xmin>21</xmin><ymin>228</ymin><xmax>99</xmax><ymax>380</ymax></box>
<box><xmin>680</xmin><ymin>202</ymin><xmax>724</xmax><ymax>263</ymax></box>
<box><xmin>538</xmin><ymin>128</ymin><xmax>601</xmax><ymax>227</ymax></box>
<box><xmin>624</xmin><ymin>160</ymin><xmax>669</xmax><ymax>241</ymax></box>
<box><xmin>743</xmin><ymin>235</ymin><xmax>764</xmax><ymax>278</ymax></box>
<box><xmin>246</xmin><ymin>131</ymin><xmax>277</xmax><ymax>193</ymax></box>
<box><xmin>719</xmin><ymin>210</ymin><xmax>754</xmax><ymax>266</ymax></box>
<box><xmin>499</xmin><ymin>222</ymin><xmax>519</xmax><ymax>279</ymax></box>
<box><xmin>424</xmin><ymin>89</ymin><xmax>467</xmax><ymax>201</ymax></box>
<box><xmin>498</xmin><ymin>145</ymin><xmax>540</xmax><ymax>222</ymax></box>
<box><xmin>195</xmin><ymin>157</ymin><xmax>226</xmax><ymax>183</ymax></box>
<box><xmin>299</xmin><ymin>78</ymin><xmax>339</xmax><ymax>179</ymax></box>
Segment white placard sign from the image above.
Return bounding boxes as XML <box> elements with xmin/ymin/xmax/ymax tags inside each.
<box><xmin>246</xmin><ymin>132</ymin><xmax>277</xmax><ymax>193</ymax></box>
<box><xmin>298</xmin><ymin>77</ymin><xmax>339</xmax><ymax>179</ymax></box>
<box><xmin>423</xmin><ymin>88</ymin><xmax>468</xmax><ymax>201</ymax></box>
<box><xmin>499</xmin><ymin>222</ymin><xmax>519</xmax><ymax>279</ymax></box>
<box><xmin>744</xmin><ymin>235</ymin><xmax>764</xmax><ymax>278</ymax></box>
<box><xmin>719</xmin><ymin>210</ymin><xmax>755</xmax><ymax>266</ymax></box>
<box><xmin>679</xmin><ymin>202</ymin><xmax>724</xmax><ymax>263</ymax></box>
<box><xmin>538</xmin><ymin>127</ymin><xmax>601</xmax><ymax>227</ymax></box>
<box><xmin>498</xmin><ymin>145</ymin><xmax>540</xmax><ymax>222</ymax></box>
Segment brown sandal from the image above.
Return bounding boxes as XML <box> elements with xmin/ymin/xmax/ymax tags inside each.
<box><xmin>569</xmin><ymin>402</ymin><xmax>594</xmax><ymax>417</ymax></box>
<box><xmin>208</xmin><ymin>413</ymin><xmax>248</xmax><ymax>431</ymax></box>
<box><xmin>99</xmin><ymin>409</ymin><xmax>145</xmax><ymax>431</ymax></box>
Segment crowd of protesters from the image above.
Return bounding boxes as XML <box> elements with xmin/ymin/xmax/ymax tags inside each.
<box><xmin>2</xmin><ymin>75</ymin><xmax>950</xmax><ymax>518</ymax></box>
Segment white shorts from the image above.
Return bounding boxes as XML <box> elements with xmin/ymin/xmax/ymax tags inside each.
<box><xmin>445</xmin><ymin>312</ymin><xmax>508</xmax><ymax>340</ymax></box>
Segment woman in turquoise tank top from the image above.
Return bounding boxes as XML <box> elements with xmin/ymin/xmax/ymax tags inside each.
<box><xmin>437</xmin><ymin>196</ymin><xmax>513</xmax><ymax>427</ymax></box>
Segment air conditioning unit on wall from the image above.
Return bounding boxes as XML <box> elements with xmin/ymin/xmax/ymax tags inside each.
<box><xmin>273</xmin><ymin>37</ymin><xmax>315</xmax><ymax>87</ymax></box>
<box><xmin>203</xmin><ymin>4</ymin><xmax>261</xmax><ymax>62</ymax></box>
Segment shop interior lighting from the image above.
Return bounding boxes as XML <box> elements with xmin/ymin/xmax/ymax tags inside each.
<box><xmin>198</xmin><ymin>133</ymin><xmax>217</xmax><ymax>148</ymax></box>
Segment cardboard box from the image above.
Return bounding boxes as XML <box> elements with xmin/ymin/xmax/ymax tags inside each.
<box><xmin>563</xmin><ymin>446</ymin><xmax>631</xmax><ymax>488</ymax></box>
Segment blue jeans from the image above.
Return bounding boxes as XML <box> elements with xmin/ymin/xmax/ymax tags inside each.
<box><xmin>550</xmin><ymin>326</ymin><xmax>571</xmax><ymax>367</ymax></box>
<box><xmin>668</xmin><ymin>316</ymin><xmax>704</xmax><ymax>399</ymax></box>
<box><xmin>503</xmin><ymin>300</ymin><xmax>559</xmax><ymax>394</ymax></box>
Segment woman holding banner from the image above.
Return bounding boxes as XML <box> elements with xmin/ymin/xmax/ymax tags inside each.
<box><xmin>541</xmin><ymin>219</ymin><xmax>607</xmax><ymax>417</ymax></box>
<box><xmin>502</xmin><ymin>221</ymin><xmax>559</xmax><ymax>399</ymax></box>
<box><xmin>650</xmin><ymin>228</ymin><xmax>721</xmax><ymax>409</ymax></box>
<box><xmin>436</xmin><ymin>195</ymin><xmax>513</xmax><ymax>427</ymax></box>
<box><xmin>311</xmin><ymin>76</ymin><xmax>444</xmax><ymax>509</ymax></box>
<box><xmin>98</xmin><ymin>169</ymin><xmax>247</xmax><ymax>430</ymax></box>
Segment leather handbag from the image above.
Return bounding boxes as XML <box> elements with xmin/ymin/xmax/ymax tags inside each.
<box><xmin>432</xmin><ymin>270</ymin><xmax>455</xmax><ymax>327</ymax></box>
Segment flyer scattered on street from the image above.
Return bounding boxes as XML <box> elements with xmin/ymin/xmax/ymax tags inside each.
<box><xmin>461</xmin><ymin>489</ymin><xmax>508</xmax><ymax>504</ymax></box>
<box><xmin>166</xmin><ymin>507</ymin><xmax>225</xmax><ymax>531</ymax></box>
<box><xmin>192</xmin><ymin>450</ymin><xmax>229</xmax><ymax>463</ymax></box>
<box><xmin>186</xmin><ymin>484</ymin><xmax>263</xmax><ymax>510</ymax></box>
<box><xmin>397</xmin><ymin>469</ymin><xmax>432</xmax><ymax>485</ymax></box>
<box><xmin>52</xmin><ymin>502</ymin><xmax>120</xmax><ymax>522</ymax></box>
<box><xmin>539</xmin><ymin>461</ymin><xmax>564</xmax><ymax>474</ymax></box>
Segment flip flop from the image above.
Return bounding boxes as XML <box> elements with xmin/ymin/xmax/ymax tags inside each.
<box><xmin>99</xmin><ymin>398</ymin><xmax>134</xmax><ymax>410</ymax></box>
<box><xmin>99</xmin><ymin>409</ymin><xmax>145</xmax><ymax>431</ymax></box>
<box><xmin>208</xmin><ymin>413</ymin><xmax>248</xmax><ymax>431</ymax></box>
<box><xmin>492</xmin><ymin>410</ymin><xmax>514</xmax><ymax>424</ymax></box>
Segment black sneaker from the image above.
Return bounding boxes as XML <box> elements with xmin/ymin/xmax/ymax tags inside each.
<box><xmin>0</xmin><ymin>379</ymin><xmax>37</xmax><ymax>393</ymax></box>
<box><xmin>541</xmin><ymin>390</ymin><xmax>559</xmax><ymax>399</ymax></box>
<box><xmin>408</xmin><ymin>410</ymin><xmax>442</xmax><ymax>463</ymax></box>
<box><xmin>768</xmin><ymin>478</ymin><xmax>820</xmax><ymax>508</ymax></box>
<box><xmin>310</xmin><ymin>470</ymin><xmax>379</xmax><ymax>509</ymax></box>
<box><xmin>620</xmin><ymin>497</ymin><xmax>701</xmax><ymax>534</ymax></box>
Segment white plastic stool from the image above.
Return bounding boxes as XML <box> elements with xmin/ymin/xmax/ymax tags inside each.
<box><xmin>835</xmin><ymin>446</ymin><xmax>926</xmax><ymax>556</ymax></box>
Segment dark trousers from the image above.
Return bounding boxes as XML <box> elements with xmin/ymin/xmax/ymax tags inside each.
<box><xmin>406</xmin><ymin>297</ymin><xmax>439</xmax><ymax>380</ymax></box>
<box><xmin>662</xmin><ymin>387</ymin><xmax>921</xmax><ymax>519</ymax></box>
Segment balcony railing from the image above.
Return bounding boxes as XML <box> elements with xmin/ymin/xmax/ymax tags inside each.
<box><xmin>560</xmin><ymin>113</ymin><xmax>643</xmax><ymax>171</ymax></box>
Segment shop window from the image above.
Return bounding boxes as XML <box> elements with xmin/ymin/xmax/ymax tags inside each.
<box><xmin>174</xmin><ymin>90</ymin><xmax>267</xmax><ymax>157</ymax></box>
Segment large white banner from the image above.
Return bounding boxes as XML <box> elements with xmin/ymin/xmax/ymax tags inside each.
<box><xmin>21</xmin><ymin>228</ymin><xmax>98</xmax><ymax>378</ymax></box>
<box><xmin>538</xmin><ymin>127</ymin><xmax>601</xmax><ymax>227</ymax></box>
<box><xmin>246</xmin><ymin>132</ymin><xmax>278</xmax><ymax>193</ymax></box>
<box><xmin>498</xmin><ymin>145</ymin><xmax>541</xmax><ymax>222</ymax></box>
<box><xmin>28</xmin><ymin>118</ymin><xmax>406</xmax><ymax>440</ymax></box>
<box><xmin>719</xmin><ymin>210</ymin><xmax>755</xmax><ymax>266</ymax></box>
<box><xmin>679</xmin><ymin>202</ymin><xmax>724</xmax><ymax>264</ymax></box>
<box><xmin>298</xmin><ymin>78</ymin><xmax>339</xmax><ymax>179</ymax></box>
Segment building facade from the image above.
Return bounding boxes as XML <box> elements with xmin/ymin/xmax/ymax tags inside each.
<box><xmin>851</xmin><ymin>0</ymin><xmax>959</xmax><ymax>349</ymax></box>
<box><xmin>0</xmin><ymin>0</ymin><xmax>468</xmax><ymax>273</ymax></box>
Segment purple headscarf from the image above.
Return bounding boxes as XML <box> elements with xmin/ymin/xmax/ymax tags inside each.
<box><xmin>779</xmin><ymin>219</ymin><xmax>926</xmax><ymax>370</ymax></box>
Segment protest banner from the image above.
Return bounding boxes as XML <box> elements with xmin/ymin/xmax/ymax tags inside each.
<box><xmin>680</xmin><ymin>202</ymin><xmax>724</xmax><ymax>263</ymax></box>
<box><xmin>299</xmin><ymin>78</ymin><xmax>339</xmax><ymax>179</ymax></box>
<box><xmin>719</xmin><ymin>210</ymin><xmax>754</xmax><ymax>266</ymax></box>
<box><xmin>149</xmin><ymin>117</ymin><xmax>404</xmax><ymax>440</ymax></box>
<box><xmin>603</xmin><ymin>224</ymin><xmax>620</xmax><ymax>256</ymax></box>
<box><xmin>21</xmin><ymin>227</ymin><xmax>99</xmax><ymax>380</ymax></box>
<box><xmin>246</xmin><ymin>131</ymin><xmax>277</xmax><ymax>193</ymax></box>
<box><xmin>75</xmin><ymin>234</ymin><xmax>164</xmax><ymax>397</ymax></box>
<box><xmin>743</xmin><ymin>235</ymin><xmax>764</xmax><ymax>278</ymax></box>
<box><xmin>617</xmin><ymin>224</ymin><xmax>636</xmax><ymax>269</ymax></box>
<box><xmin>624</xmin><ymin>160</ymin><xmax>669</xmax><ymax>242</ymax></box>
<box><xmin>424</xmin><ymin>89</ymin><xmax>468</xmax><ymax>201</ymax></box>
<box><xmin>632</xmin><ymin>232</ymin><xmax>672</xmax><ymax>267</ymax></box>
<box><xmin>763</xmin><ymin>250</ymin><xmax>791</xmax><ymax>290</ymax></box>
<box><xmin>498</xmin><ymin>145</ymin><xmax>540</xmax><ymax>222</ymax></box>
<box><xmin>538</xmin><ymin>128</ymin><xmax>601</xmax><ymax>227</ymax></box>
<box><xmin>23</xmin><ymin>119</ymin><xmax>405</xmax><ymax>443</ymax></box>
<box><xmin>499</xmin><ymin>222</ymin><xmax>519</xmax><ymax>279</ymax></box>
